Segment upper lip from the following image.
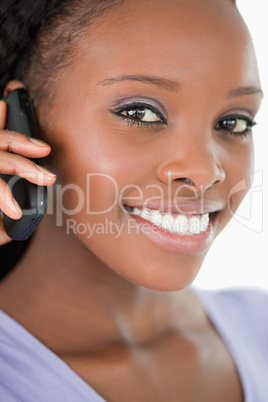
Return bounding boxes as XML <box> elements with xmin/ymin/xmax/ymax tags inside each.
<box><xmin>124</xmin><ymin>200</ymin><xmax>223</xmax><ymax>215</ymax></box>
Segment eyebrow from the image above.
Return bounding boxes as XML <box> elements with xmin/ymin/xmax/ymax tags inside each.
<box><xmin>98</xmin><ymin>75</ymin><xmax>180</xmax><ymax>93</ymax></box>
<box><xmin>228</xmin><ymin>86</ymin><xmax>264</xmax><ymax>99</ymax></box>
<box><xmin>98</xmin><ymin>75</ymin><xmax>264</xmax><ymax>99</ymax></box>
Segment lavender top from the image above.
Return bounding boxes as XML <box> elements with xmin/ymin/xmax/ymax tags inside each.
<box><xmin>0</xmin><ymin>288</ymin><xmax>267</xmax><ymax>401</ymax></box>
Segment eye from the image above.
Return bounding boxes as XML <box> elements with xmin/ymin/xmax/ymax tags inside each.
<box><xmin>215</xmin><ymin>114</ymin><xmax>256</xmax><ymax>137</ymax></box>
<box><xmin>111</xmin><ymin>102</ymin><xmax>167</xmax><ymax>128</ymax></box>
<box><xmin>121</xmin><ymin>107</ymin><xmax>160</xmax><ymax>122</ymax></box>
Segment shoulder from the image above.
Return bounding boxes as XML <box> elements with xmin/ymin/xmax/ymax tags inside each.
<box><xmin>0</xmin><ymin>310</ymin><xmax>103</xmax><ymax>401</ymax></box>
<box><xmin>195</xmin><ymin>286</ymin><xmax>268</xmax><ymax>314</ymax></box>
<box><xmin>195</xmin><ymin>286</ymin><xmax>268</xmax><ymax>342</ymax></box>
<box><xmin>194</xmin><ymin>287</ymin><xmax>268</xmax><ymax>398</ymax></box>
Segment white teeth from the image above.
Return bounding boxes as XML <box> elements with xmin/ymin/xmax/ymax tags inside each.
<box><xmin>189</xmin><ymin>216</ymin><xmax>201</xmax><ymax>235</ymax></box>
<box><xmin>140</xmin><ymin>208</ymin><xmax>151</xmax><ymax>220</ymax></box>
<box><xmin>161</xmin><ymin>214</ymin><xmax>174</xmax><ymax>231</ymax></box>
<box><xmin>133</xmin><ymin>207</ymin><xmax>142</xmax><ymax>216</ymax></box>
<box><xmin>173</xmin><ymin>215</ymin><xmax>188</xmax><ymax>234</ymax></box>
<box><xmin>201</xmin><ymin>213</ymin><xmax>209</xmax><ymax>232</ymax></box>
<box><xmin>130</xmin><ymin>207</ymin><xmax>211</xmax><ymax>235</ymax></box>
<box><xmin>150</xmin><ymin>210</ymin><xmax>163</xmax><ymax>226</ymax></box>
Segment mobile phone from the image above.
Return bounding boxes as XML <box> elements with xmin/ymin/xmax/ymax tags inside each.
<box><xmin>0</xmin><ymin>88</ymin><xmax>48</xmax><ymax>240</ymax></box>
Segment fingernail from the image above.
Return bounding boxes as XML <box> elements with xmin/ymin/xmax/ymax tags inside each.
<box><xmin>35</xmin><ymin>164</ymin><xmax>56</xmax><ymax>178</ymax></box>
<box><xmin>13</xmin><ymin>198</ymin><xmax>22</xmax><ymax>214</ymax></box>
<box><xmin>30</xmin><ymin>138</ymin><xmax>49</xmax><ymax>147</ymax></box>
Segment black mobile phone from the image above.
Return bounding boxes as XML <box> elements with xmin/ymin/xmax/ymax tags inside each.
<box><xmin>0</xmin><ymin>88</ymin><xmax>48</xmax><ymax>241</ymax></box>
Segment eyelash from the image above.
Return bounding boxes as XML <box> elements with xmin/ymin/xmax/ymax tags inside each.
<box><xmin>111</xmin><ymin>104</ymin><xmax>256</xmax><ymax>137</ymax></box>
<box><xmin>214</xmin><ymin>114</ymin><xmax>256</xmax><ymax>137</ymax></box>
<box><xmin>110</xmin><ymin>102</ymin><xmax>167</xmax><ymax>129</ymax></box>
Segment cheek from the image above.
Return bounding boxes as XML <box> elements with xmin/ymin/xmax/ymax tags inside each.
<box><xmin>224</xmin><ymin>141</ymin><xmax>254</xmax><ymax>218</ymax></box>
<box><xmin>46</xmin><ymin>116</ymin><xmax>149</xmax><ymax>216</ymax></box>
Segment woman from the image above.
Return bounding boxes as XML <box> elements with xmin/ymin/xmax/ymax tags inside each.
<box><xmin>0</xmin><ymin>0</ymin><xmax>267</xmax><ymax>400</ymax></box>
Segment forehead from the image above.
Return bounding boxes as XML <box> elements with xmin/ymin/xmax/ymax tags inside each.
<box><xmin>77</xmin><ymin>0</ymin><xmax>258</xmax><ymax>81</ymax></box>
<box><xmin>55</xmin><ymin>0</ymin><xmax>260</xmax><ymax>106</ymax></box>
<box><xmin>89</xmin><ymin>0</ymin><xmax>248</xmax><ymax>53</ymax></box>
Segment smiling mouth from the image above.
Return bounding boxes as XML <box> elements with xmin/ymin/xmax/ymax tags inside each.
<box><xmin>124</xmin><ymin>205</ymin><xmax>218</xmax><ymax>236</ymax></box>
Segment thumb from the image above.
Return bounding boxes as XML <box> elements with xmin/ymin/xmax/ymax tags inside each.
<box><xmin>0</xmin><ymin>100</ymin><xmax>7</xmax><ymax>130</ymax></box>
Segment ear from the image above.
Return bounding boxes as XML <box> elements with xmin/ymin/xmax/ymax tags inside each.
<box><xmin>3</xmin><ymin>80</ymin><xmax>26</xmax><ymax>97</ymax></box>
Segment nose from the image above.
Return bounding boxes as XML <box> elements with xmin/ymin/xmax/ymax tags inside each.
<box><xmin>157</xmin><ymin>144</ymin><xmax>226</xmax><ymax>191</ymax></box>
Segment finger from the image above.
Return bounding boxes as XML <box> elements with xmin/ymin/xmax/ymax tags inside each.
<box><xmin>0</xmin><ymin>178</ymin><xmax>22</xmax><ymax>219</ymax></box>
<box><xmin>0</xmin><ymin>215</ymin><xmax>12</xmax><ymax>245</ymax></box>
<box><xmin>0</xmin><ymin>150</ymin><xmax>57</xmax><ymax>186</ymax></box>
<box><xmin>0</xmin><ymin>129</ymin><xmax>51</xmax><ymax>158</ymax></box>
<box><xmin>0</xmin><ymin>101</ymin><xmax>7</xmax><ymax>130</ymax></box>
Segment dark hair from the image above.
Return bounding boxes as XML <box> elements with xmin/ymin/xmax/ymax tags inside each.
<box><xmin>0</xmin><ymin>0</ymin><xmax>125</xmax><ymax>279</ymax></box>
<box><xmin>0</xmin><ymin>0</ymin><xmax>124</xmax><ymax>105</ymax></box>
<box><xmin>0</xmin><ymin>237</ymin><xmax>33</xmax><ymax>280</ymax></box>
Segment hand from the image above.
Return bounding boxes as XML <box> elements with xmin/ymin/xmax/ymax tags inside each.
<box><xmin>0</xmin><ymin>100</ymin><xmax>56</xmax><ymax>245</ymax></box>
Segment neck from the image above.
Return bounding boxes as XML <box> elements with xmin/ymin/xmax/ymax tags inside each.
<box><xmin>0</xmin><ymin>213</ymin><xmax>200</xmax><ymax>355</ymax></box>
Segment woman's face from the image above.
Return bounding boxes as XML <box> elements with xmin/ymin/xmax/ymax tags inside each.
<box><xmin>40</xmin><ymin>0</ymin><xmax>262</xmax><ymax>290</ymax></box>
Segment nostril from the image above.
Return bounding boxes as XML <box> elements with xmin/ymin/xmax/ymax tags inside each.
<box><xmin>174</xmin><ymin>177</ymin><xmax>195</xmax><ymax>186</ymax></box>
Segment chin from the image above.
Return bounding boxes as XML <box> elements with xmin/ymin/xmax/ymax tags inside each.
<box><xmin>110</xmin><ymin>254</ymin><xmax>205</xmax><ymax>292</ymax></box>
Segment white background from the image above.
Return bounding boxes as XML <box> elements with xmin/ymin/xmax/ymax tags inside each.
<box><xmin>193</xmin><ymin>0</ymin><xmax>268</xmax><ymax>291</ymax></box>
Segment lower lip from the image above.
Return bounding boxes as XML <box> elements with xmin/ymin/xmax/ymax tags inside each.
<box><xmin>128</xmin><ymin>213</ymin><xmax>216</xmax><ymax>255</ymax></box>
